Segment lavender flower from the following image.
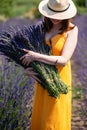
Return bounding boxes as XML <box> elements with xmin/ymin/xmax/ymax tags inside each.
<box><xmin>0</xmin><ymin>23</ymin><xmax>69</xmax><ymax>97</ymax></box>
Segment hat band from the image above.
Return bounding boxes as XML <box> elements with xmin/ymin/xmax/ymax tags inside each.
<box><xmin>47</xmin><ymin>3</ymin><xmax>70</xmax><ymax>12</ymax></box>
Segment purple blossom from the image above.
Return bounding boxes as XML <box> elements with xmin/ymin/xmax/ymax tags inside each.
<box><xmin>0</xmin><ymin>56</ymin><xmax>34</xmax><ymax>129</ymax></box>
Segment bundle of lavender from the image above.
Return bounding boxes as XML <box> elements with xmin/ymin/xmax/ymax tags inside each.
<box><xmin>0</xmin><ymin>24</ymin><xmax>68</xmax><ymax>98</ymax></box>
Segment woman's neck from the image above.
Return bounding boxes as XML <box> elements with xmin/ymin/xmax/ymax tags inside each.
<box><xmin>45</xmin><ymin>23</ymin><xmax>62</xmax><ymax>41</ymax></box>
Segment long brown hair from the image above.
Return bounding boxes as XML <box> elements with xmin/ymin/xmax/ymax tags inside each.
<box><xmin>43</xmin><ymin>17</ymin><xmax>74</xmax><ymax>34</ymax></box>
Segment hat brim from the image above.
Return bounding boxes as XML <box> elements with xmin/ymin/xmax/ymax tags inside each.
<box><xmin>38</xmin><ymin>0</ymin><xmax>77</xmax><ymax>20</ymax></box>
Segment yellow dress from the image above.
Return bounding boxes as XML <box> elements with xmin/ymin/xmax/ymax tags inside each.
<box><xmin>30</xmin><ymin>33</ymin><xmax>72</xmax><ymax>130</ymax></box>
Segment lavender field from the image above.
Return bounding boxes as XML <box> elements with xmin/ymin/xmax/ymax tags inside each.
<box><xmin>72</xmin><ymin>14</ymin><xmax>87</xmax><ymax>130</ymax></box>
<box><xmin>0</xmin><ymin>15</ymin><xmax>87</xmax><ymax>130</ymax></box>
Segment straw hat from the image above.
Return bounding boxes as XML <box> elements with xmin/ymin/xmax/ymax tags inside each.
<box><xmin>38</xmin><ymin>0</ymin><xmax>77</xmax><ymax>20</ymax></box>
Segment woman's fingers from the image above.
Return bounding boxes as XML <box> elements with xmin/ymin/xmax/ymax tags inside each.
<box><xmin>20</xmin><ymin>55</ymin><xmax>25</xmax><ymax>60</ymax></box>
<box><xmin>32</xmin><ymin>75</ymin><xmax>41</xmax><ymax>83</ymax></box>
<box><xmin>24</xmin><ymin>69</ymin><xmax>37</xmax><ymax>76</ymax></box>
<box><xmin>20</xmin><ymin>52</ymin><xmax>34</xmax><ymax>66</ymax></box>
<box><xmin>24</xmin><ymin>68</ymin><xmax>41</xmax><ymax>82</ymax></box>
<box><xmin>25</xmin><ymin>68</ymin><xmax>33</xmax><ymax>71</ymax></box>
<box><xmin>23</xmin><ymin>48</ymin><xmax>29</xmax><ymax>53</ymax></box>
<box><xmin>20</xmin><ymin>54</ymin><xmax>32</xmax><ymax>66</ymax></box>
<box><xmin>24</xmin><ymin>68</ymin><xmax>37</xmax><ymax>76</ymax></box>
<box><xmin>20</xmin><ymin>49</ymin><xmax>29</xmax><ymax>60</ymax></box>
<box><xmin>20</xmin><ymin>54</ymin><xmax>28</xmax><ymax>60</ymax></box>
<box><xmin>22</xmin><ymin>59</ymin><xmax>30</xmax><ymax>66</ymax></box>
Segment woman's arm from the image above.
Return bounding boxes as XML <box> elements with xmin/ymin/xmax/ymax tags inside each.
<box><xmin>20</xmin><ymin>26</ymin><xmax>78</xmax><ymax>66</ymax></box>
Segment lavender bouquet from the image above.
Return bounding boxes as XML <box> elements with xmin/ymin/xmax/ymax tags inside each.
<box><xmin>0</xmin><ymin>24</ymin><xmax>68</xmax><ymax>98</ymax></box>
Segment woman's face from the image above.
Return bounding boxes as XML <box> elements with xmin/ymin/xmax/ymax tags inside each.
<box><xmin>50</xmin><ymin>18</ymin><xmax>62</xmax><ymax>25</ymax></box>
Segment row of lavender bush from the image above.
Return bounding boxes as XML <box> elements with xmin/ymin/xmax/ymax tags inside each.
<box><xmin>0</xmin><ymin>56</ymin><xmax>34</xmax><ymax>130</ymax></box>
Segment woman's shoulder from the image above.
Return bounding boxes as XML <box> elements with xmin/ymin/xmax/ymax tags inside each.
<box><xmin>67</xmin><ymin>22</ymin><xmax>78</xmax><ymax>35</ymax></box>
<box><xmin>69</xmin><ymin>22</ymin><xmax>78</xmax><ymax>30</ymax></box>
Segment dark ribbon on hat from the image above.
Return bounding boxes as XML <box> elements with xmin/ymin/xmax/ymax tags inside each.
<box><xmin>47</xmin><ymin>3</ymin><xmax>70</xmax><ymax>12</ymax></box>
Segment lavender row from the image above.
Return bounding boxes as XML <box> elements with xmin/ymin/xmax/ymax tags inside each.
<box><xmin>73</xmin><ymin>15</ymin><xmax>87</xmax><ymax>95</ymax></box>
<box><xmin>0</xmin><ymin>56</ymin><xmax>34</xmax><ymax>130</ymax></box>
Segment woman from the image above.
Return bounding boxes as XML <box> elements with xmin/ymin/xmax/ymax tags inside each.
<box><xmin>20</xmin><ymin>0</ymin><xmax>78</xmax><ymax>130</ymax></box>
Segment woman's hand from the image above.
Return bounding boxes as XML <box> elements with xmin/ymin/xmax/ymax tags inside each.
<box><xmin>24</xmin><ymin>68</ymin><xmax>40</xmax><ymax>82</ymax></box>
<box><xmin>20</xmin><ymin>49</ymin><xmax>35</xmax><ymax>66</ymax></box>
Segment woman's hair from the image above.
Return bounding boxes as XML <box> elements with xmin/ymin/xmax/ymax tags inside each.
<box><xmin>43</xmin><ymin>17</ymin><xmax>74</xmax><ymax>34</ymax></box>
